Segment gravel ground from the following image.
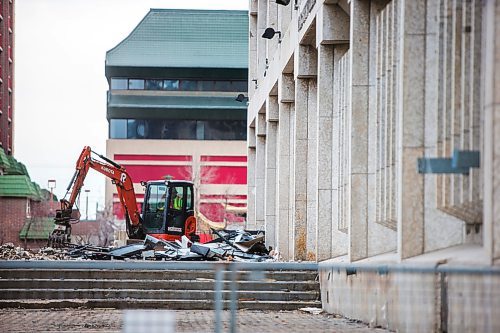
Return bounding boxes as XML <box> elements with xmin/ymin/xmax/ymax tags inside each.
<box><xmin>0</xmin><ymin>309</ymin><xmax>391</xmax><ymax>333</ymax></box>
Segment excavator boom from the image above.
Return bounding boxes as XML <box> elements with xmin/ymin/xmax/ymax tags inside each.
<box><xmin>49</xmin><ymin>146</ymin><xmax>145</xmax><ymax>246</ymax></box>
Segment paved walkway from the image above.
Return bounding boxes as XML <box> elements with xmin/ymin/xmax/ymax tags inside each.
<box><xmin>0</xmin><ymin>309</ymin><xmax>391</xmax><ymax>333</ymax></box>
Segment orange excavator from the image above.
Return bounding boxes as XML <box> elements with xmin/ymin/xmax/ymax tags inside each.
<box><xmin>48</xmin><ymin>146</ymin><xmax>197</xmax><ymax>246</ymax></box>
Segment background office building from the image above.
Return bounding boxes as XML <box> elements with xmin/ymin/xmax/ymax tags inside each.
<box><xmin>105</xmin><ymin>9</ymin><xmax>248</xmax><ymax>228</ymax></box>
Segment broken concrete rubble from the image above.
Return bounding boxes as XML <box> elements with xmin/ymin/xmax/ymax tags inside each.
<box><xmin>0</xmin><ymin>230</ymin><xmax>274</xmax><ymax>262</ymax></box>
<box><xmin>0</xmin><ymin>230</ymin><xmax>272</xmax><ymax>262</ymax></box>
<box><xmin>0</xmin><ymin>243</ymin><xmax>71</xmax><ymax>260</ymax></box>
<box><xmin>65</xmin><ymin>230</ymin><xmax>272</xmax><ymax>261</ymax></box>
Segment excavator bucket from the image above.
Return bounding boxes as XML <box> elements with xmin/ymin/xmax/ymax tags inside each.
<box><xmin>49</xmin><ymin>209</ymin><xmax>80</xmax><ymax>247</ymax></box>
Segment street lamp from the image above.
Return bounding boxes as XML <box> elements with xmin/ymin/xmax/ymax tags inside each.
<box><xmin>85</xmin><ymin>189</ymin><xmax>90</xmax><ymax>221</ymax></box>
<box><xmin>48</xmin><ymin>179</ymin><xmax>56</xmax><ymax>212</ymax></box>
<box><xmin>235</xmin><ymin>94</ymin><xmax>249</xmax><ymax>102</ymax></box>
<box><xmin>262</xmin><ymin>27</ymin><xmax>282</xmax><ymax>43</ymax></box>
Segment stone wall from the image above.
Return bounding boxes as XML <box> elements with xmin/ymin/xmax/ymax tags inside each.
<box><xmin>246</xmin><ymin>0</ymin><xmax>495</xmax><ymax>262</ymax></box>
<box><xmin>319</xmin><ymin>261</ymin><xmax>500</xmax><ymax>332</ymax></box>
<box><xmin>247</xmin><ymin>0</ymin><xmax>500</xmax><ymax>328</ymax></box>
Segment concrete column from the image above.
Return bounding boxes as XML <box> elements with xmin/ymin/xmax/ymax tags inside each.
<box><xmin>256</xmin><ymin>112</ymin><xmax>267</xmax><ymax>230</ymax></box>
<box><xmin>257</xmin><ymin>0</ymin><xmax>268</xmax><ymax>76</ymax></box>
<box><xmin>315</xmin><ymin>1</ymin><xmax>351</xmax><ymax>261</ymax></box>
<box><xmin>306</xmin><ymin>79</ymin><xmax>318</xmax><ymax>261</ymax></box>
<box><xmin>397</xmin><ymin>0</ymin><xmax>426</xmax><ymax>259</ymax></box>
<box><xmin>348</xmin><ymin>0</ymin><xmax>370</xmax><ymax>262</ymax></box>
<box><xmin>331</xmin><ymin>45</ymin><xmax>349</xmax><ymax>258</ymax></box>
<box><xmin>483</xmin><ymin>0</ymin><xmax>500</xmax><ymax>264</ymax></box>
<box><xmin>289</xmin><ymin>103</ymin><xmax>296</xmax><ymax>259</ymax></box>
<box><xmin>293</xmin><ymin>44</ymin><xmax>317</xmax><ymax>261</ymax></box>
<box><xmin>278</xmin><ymin>0</ymin><xmax>293</xmax><ymax>35</ymax></box>
<box><xmin>316</xmin><ymin>44</ymin><xmax>334</xmax><ymax>261</ymax></box>
<box><xmin>265</xmin><ymin>96</ymin><xmax>279</xmax><ymax>249</ymax></box>
<box><xmin>266</xmin><ymin>0</ymin><xmax>279</xmax><ymax>59</ymax></box>
<box><xmin>293</xmin><ymin>78</ymin><xmax>309</xmax><ymax>261</ymax></box>
<box><xmin>247</xmin><ymin>125</ymin><xmax>257</xmax><ymax>229</ymax></box>
<box><xmin>277</xmin><ymin>74</ymin><xmax>294</xmax><ymax>260</ymax></box>
<box><xmin>249</xmin><ymin>14</ymin><xmax>258</xmax><ymax>99</ymax></box>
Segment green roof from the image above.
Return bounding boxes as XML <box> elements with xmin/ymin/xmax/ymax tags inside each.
<box><xmin>0</xmin><ymin>175</ymin><xmax>40</xmax><ymax>199</ymax></box>
<box><xmin>19</xmin><ymin>217</ymin><xmax>54</xmax><ymax>240</ymax></box>
<box><xmin>18</xmin><ymin>162</ymin><xmax>29</xmax><ymax>177</ymax></box>
<box><xmin>0</xmin><ymin>149</ymin><xmax>10</xmax><ymax>169</ymax></box>
<box><xmin>31</xmin><ymin>182</ymin><xmax>44</xmax><ymax>201</ymax></box>
<box><xmin>106</xmin><ymin>9</ymin><xmax>248</xmax><ymax>69</ymax></box>
<box><xmin>5</xmin><ymin>156</ymin><xmax>26</xmax><ymax>175</ymax></box>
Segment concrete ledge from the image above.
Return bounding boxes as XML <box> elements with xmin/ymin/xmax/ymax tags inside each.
<box><xmin>0</xmin><ymin>260</ymin><xmax>318</xmax><ymax>271</ymax></box>
<box><xmin>0</xmin><ymin>299</ymin><xmax>322</xmax><ymax>311</ymax></box>
<box><xmin>320</xmin><ymin>244</ymin><xmax>493</xmax><ymax>270</ymax></box>
<box><xmin>318</xmin><ymin>245</ymin><xmax>500</xmax><ymax>332</ymax></box>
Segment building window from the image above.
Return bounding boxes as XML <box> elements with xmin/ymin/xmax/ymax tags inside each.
<box><xmin>164</xmin><ymin>80</ymin><xmax>180</xmax><ymax>91</ymax></box>
<box><xmin>109</xmin><ymin>119</ymin><xmax>127</xmax><ymax>139</ymax></box>
<box><xmin>111</xmin><ymin>78</ymin><xmax>128</xmax><ymax>90</ymax></box>
<box><xmin>186</xmin><ymin>187</ymin><xmax>193</xmax><ymax>210</ymax></box>
<box><xmin>128</xmin><ymin>79</ymin><xmax>145</xmax><ymax>90</ymax></box>
<box><xmin>109</xmin><ymin>119</ymin><xmax>246</xmax><ymax>140</ymax></box>
<box><xmin>110</xmin><ymin>78</ymin><xmax>246</xmax><ymax>92</ymax></box>
<box><xmin>145</xmin><ymin>79</ymin><xmax>164</xmax><ymax>90</ymax></box>
<box><xmin>179</xmin><ymin>80</ymin><xmax>197</xmax><ymax>91</ymax></box>
<box><xmin>202</xmin><ymin>120</ymin><xmax>247</xmax><ymax>140</ymax></box>
<box><xmin>127</xmin><ymin>119</ymin><xmax>148</xmax><ymax>139</ymax></box>
<box><xmin>26</xmin><ymin>199</ymin><xmax>31</xmax><ymax>218</ymax></box>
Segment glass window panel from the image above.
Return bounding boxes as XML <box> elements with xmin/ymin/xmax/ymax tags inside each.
<box><xmin>164</xmin><ymin>80</ymin><xmax>179</xmax><ymax>91</ymax></box>
<box><xmin>143</xmin><ymin>184</ymin><xmax>168</xmax><ymax>230</ymax></box>
<box><xmin>145</xmin><ymin>79</ymin><xmax>164</xmax><ymax>90</ymax></box>
<box><xmin>186</xmin><ymin>186</ymin><xmax>193</xmax><ymax>210</ymax></box>
<box><xmin>214</xmin><ymin>81</ymin><xmax>231</xmax><ymax>91</ymax></box>
<box><xmin>128</xmin><ymin>79</ymin><xmax>144</xmax><ymax>90</ymax></box>
<box><xmin>170</xmin><ymin>186</ymin><xmax>184</xmax><ymax>210</ymax></box>
<box><xmin>157</xmin><ymin>120</ymin><xmax>197</xmax><ymax>140</ymax></box>
<box><xmin>180</xmin><ymin>80</ymin><xmax>198</xmax><ymax>91</ymax></box>
<box><xmin>233</xmin><ymin>81</ymin><xmax>248</xmax><ymax>91</ymax></box>
<box><xmin>196</xmin><ymin>121</ymin><xmax>205</xmax><ymax>140</ymax></box>
<box><xmin>199</xmin><ymin>81</ymin><xmax>215</xmax><ymax>91</ymax></box>
<box><xmin>127</xmin><ymin>119</ymin><xmax>148</xmax><ymax>139</ymax></box>
<box><xmin>203</xmin><ymin>120</ymin><xmax>247</xmax><ymax>140</ymax></box>
<box><xmin>109</xmin><ymin>119</ymin><xmax>127</xmax><ymax>139</ymax></box>
<box><xmin>145</xmin><ymin>185</ymin><xmax>168</xmax><ymax>212</ymax></box>
<box><xmin>111</xmin><ymin>78</ymin><xmax>128</xmax><ymax>90</ymax></box>
<box><xmin>146</xmin><ymin>119</ymin><xmax>164</xmax><ymax>139</ymax></box>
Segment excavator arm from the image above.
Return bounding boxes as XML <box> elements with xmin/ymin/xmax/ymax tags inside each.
<box><xmin>49</xmin><ymin>146</ymin><xmax>145</xmax><ymax>246</ymax></box>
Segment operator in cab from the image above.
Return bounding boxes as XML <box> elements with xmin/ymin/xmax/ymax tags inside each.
<box><xmin>171</xmin><ymin>188</ymin><xmax>183</xmax><ymax>210</ymax></box>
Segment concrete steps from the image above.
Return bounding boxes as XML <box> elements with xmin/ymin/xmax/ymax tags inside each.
<box><xmin>0</xmin><ymin>278</ymin><xmax>318</xmax><ymax>292</ymax></box>
<box><xmin>0</xmin><ymin>263</ymin><xmax>320</xmax><ymax>310</ymax></box>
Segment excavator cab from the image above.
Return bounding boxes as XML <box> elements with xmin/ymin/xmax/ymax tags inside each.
<box><xmin>142</xmin><ymin>180</ymin><xmax>197</xmax><ymax>242</ymax></box>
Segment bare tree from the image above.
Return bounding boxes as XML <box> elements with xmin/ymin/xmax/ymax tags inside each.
<box><xmin>95</xmin><ymin>205</ymin><xmax>119</xmax><ymax>247</ymax></box>
<box><xmin>179</xmin><ymin>161</ymin><xmax>218</xmax><ymax>232</ymax></box>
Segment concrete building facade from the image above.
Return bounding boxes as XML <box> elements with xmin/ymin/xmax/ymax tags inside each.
<box><xmin>105</xmin><ymin>9</ymin><xmax>249</xmax><ymax>231</ymax></box>
<box><xmin>247</xmin><ymin>0</ymin><xmax>500</xmax><ymax>330</ymax></box>
<box><xmin>0</xmin><ymin>0</ymin><xmax>14</xmax><ymax>155</ymax></box>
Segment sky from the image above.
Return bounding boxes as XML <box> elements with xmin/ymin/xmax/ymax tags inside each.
<box><xmin>14</xmin><ymin>0</ymin><xmax>248</xmax><ymax>219</ymax></box>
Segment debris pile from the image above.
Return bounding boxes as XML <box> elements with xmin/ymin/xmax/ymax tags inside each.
<box><xmin>68</xmin><ymin>229</ymin><xmax>274</xmax><ymax>262</ymax></box>
<box><xmin>1</xmin><ymin>230</ymin><xmax>276</xmax><ymax>262</ymax></box>
<box><xmin>0</xmin><ymin>243</ymin><xmax>70</xmax><ymax>260</ymax></box>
